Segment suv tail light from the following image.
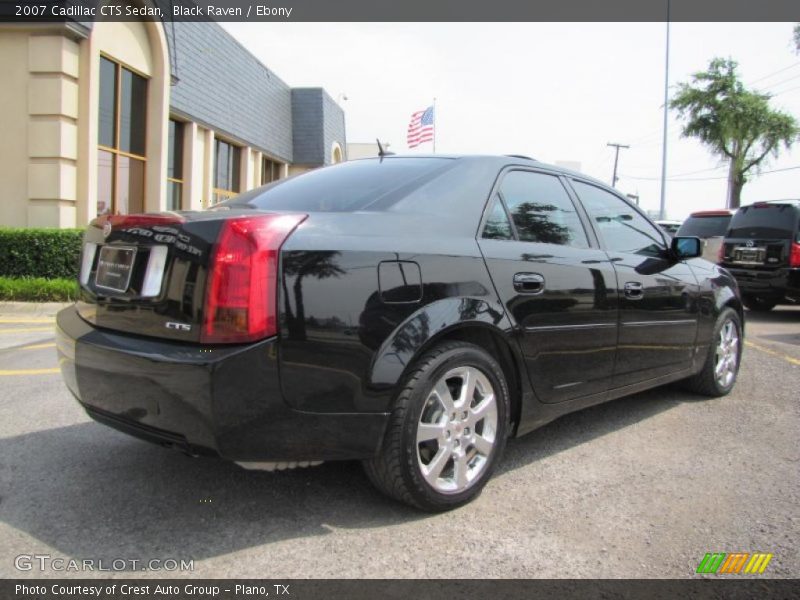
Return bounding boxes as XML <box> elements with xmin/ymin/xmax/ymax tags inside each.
<box><xmin>717</xmin><ymin>242</ymin><xmax>726</xmax><ymax>264</ymax></box>
<box><xmin>202</xmin><ymin>214</ymin><xmax>306</xmax><ymax>344</ymax></box>
<box><xmin>790</xmin><ymin>242</ymin><xmax>800</xmax><ymax>268</ymax></box>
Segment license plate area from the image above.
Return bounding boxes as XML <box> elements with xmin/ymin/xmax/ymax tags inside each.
<box><xmin>95</xmin><ymin>246</ymin><xmax>137</xmax><ymax>293</ymax></box>
<box><xmin>733</xmin><ymin>246</ymin><xmax>766</xmax><ymax>264</ymax></box>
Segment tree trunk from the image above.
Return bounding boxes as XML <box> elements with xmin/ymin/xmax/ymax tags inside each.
<box><xmin>730</xmin><ymin>176</ymin><xmax>744</xmax><ymax>209</ymax></box>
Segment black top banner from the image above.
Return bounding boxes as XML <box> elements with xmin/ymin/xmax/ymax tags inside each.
<box><xmin>2</xmin><ymin>0</ymin><xmax>799</xmax><ymax>22</ymax></box>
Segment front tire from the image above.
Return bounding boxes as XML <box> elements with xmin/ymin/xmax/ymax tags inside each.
<box><xmin>682</xmin><ymin>307</ymin><xmax>743</xmax><ymax>397</ymax></box>
<box><xmin>364</xmin><ymin>341</ymin><xmax>510</xmax><ymax>511</ymax></box>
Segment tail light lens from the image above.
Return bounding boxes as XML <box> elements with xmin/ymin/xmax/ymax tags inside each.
<box><xmin>717</xmin><ymin>242</ymin><xmax>726</xmax><ymax>264</ymax></box>
<box><xmin>790</xmin><ymin>242</ymin><xmax>800</xmax><ymax>268</ymax></box>
<box><xmin>202</xmin><ymin>213</ymin><xmax>306</xmax><ymax>344</ymax></box>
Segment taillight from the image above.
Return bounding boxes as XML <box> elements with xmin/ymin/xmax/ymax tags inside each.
<box><xmin>202</xmin><ymin>214</ymin><xmax>306</xmax><ymax>344</ymax></box>
<box><xmin>717</xmin><ymin>242</ymin><xmax>726</xmax><ymax>264</ymax></box>
<box><xmin>790</xmin><ymin>242</ymin><xmax>800</xmax><ymax>268</ymax></box>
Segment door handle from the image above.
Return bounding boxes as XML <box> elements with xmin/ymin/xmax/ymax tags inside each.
<box><xmin>513</xmin><ymin>273</ymin><xmax>545</xmax><ymax>294</ymax></box>
<box><xmin>624</xmin><ymin>281</ymin><xmax>644</xmax><ymax>300</ymax></box>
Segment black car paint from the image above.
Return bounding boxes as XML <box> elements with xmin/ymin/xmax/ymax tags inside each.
<box><xmin>58</xmin><ymin>156</ymin><xmax>742</xmax><ymax>462</ymax></box>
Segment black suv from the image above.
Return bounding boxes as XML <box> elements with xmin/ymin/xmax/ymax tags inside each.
<box><xmin>721</xmin><ymin>200</ymin><xmax>800</xmax><ymax>311</ymax></box>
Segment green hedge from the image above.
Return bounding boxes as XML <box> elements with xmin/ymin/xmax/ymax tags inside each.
<box><xmin>0</xmin><ymin>228</ymin><xmax>83</xmax><ymax>279</ymax></box>
<box><xmin>0</xmin><ymin>277</ymin><xmax>79</xmax><ymax>302</ymax></box>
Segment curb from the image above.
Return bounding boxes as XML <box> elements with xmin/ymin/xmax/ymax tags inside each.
<box><xmin>0</xmin><ymin>302</ymin><xmax>71</xmax><ymax>317</ymax></box>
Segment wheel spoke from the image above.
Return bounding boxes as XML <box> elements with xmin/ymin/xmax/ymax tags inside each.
<box><xmin>469</xmin><ymin>394</ymin><xmax>495</xmax><ymax>425</ymax></box>
<box><xmin>422</xmin><ymin>445</ymin><xmax>450</xmax><ymax>485</ymax></box>
<box><xmin>472</xmin><ymin>433</ymin><xmax>494</xmax><ymax>457</ymax></box>
<box><xmin>459</xmin><ymin>369</ymin><xmax>477</xmax><ymax>407</ymax></box>
<box><xmin>454</xmin><ymin>453</ymin><xmax>469</xmax><ymax>489</ymax></box>
<box><xmin>417</xmin><ymin>422</ymin><xmax>445</xmax><ymax>444</ymax></box>
<box><xmin>432</xmin><ymin>380</ymin><xmax>455</xmax><ymax>414</ymax></box>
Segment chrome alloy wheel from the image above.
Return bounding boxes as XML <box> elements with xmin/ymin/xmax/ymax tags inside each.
<box><xmin>416</xmin><ymin>366</ymin><xmax>498</xmax><ymax>494</ymax></box>
<box><xmin>715</xmin><ymin>318</ymin><xmax>740</xmax><ymax>388</ymax></box>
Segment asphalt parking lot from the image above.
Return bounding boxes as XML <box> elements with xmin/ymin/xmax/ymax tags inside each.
<box><xmin>0</xmin><ymin>302</ymin><xmax>798</xmax><ymax>579</ymax></box>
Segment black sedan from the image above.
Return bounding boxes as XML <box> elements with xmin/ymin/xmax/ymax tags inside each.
<box><xmin>57</xmin><ymin>155</ymin><xmax>744</xmax><ymax>511</ymax></box>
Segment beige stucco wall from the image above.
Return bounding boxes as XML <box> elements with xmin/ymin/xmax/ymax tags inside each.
<box><xmin>0</xmin><ymin>31</ymin><xmax>31</xmax><ymax>228</ymax></box>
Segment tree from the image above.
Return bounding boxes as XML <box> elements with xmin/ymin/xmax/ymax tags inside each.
<box><xmin>670</xmin><ymin>57</ymin><xmax>799</xmax><ymax>208</ymax></box>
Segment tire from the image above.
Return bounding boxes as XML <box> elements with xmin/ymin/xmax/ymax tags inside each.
<box><xmin>742</xmin><ymin>295</ymin><xmax>777</xmax><ymax>312</ymax></box>
<box><xmin>681</xmin><ymin>307</ymin><xmax>743</xmax><ymax>397</ymax></box>
<box><xmin>364</xmin><ymin>341</ymin><xmax>510</xmax><ymax>511</ymax></box>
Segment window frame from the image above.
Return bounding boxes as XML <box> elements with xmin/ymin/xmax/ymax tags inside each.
<box><xmin>261</xmin><ymin>155</ymin><xmax>284</xmax><ymax>186</ymax></box>
<box><xmin>97</xmin><ymin>53</ymin><xmax>149</xmax><ymax>216</ymax></box>
<box><xmin>212</xmin><ymin>137</ymin><xmax>241</xmax><ymax>204</ymax></box>
<box><xmin>565</xmin><ymin>177</ymin><xmax>669</xmax><ymax>255</ymax></box>
<box><xmin>477</xmin><ymin>167</ymin><xmax>598</xmax><ymax>249</ymax></box>
<box><xmin>167</xmin><ymin>118</ymin><xmax>184</xmax><ymax>211</ymax></box>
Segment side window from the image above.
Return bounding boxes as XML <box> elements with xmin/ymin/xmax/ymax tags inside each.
<box><xmin>482</xmin><ymin>195</ymin><xmax>513</xmax><ymax>240</ymax></box>
<box><xmin>572</xmin><ymin>181</ymin><xmax>665</xmax><ymax>257</ymax></box>
<box><xmin>499</xmin><ymin>171</ymin><xmax>589</xmax><ymax>248</ymax></box>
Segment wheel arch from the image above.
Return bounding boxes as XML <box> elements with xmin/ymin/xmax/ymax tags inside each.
<box><xmin>369</xmin><ymin>298</ymin><xmax>525</xmax><ymax>433</ymax></box>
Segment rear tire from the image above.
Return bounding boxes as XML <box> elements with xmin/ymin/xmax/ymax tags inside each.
<box><xmin>681</xmin><ymin>307</ymin><xmax>742</xmax><ymax>397</ymax></box>
<box><xmin>742</xmin><ymin>295</ymin><xmax>777</xmax><ymax>312</ymax></box>
<box><xmin>364</xmin><ymin>341</ymin><xmax>510</xmax><ymax>511</ymax></box>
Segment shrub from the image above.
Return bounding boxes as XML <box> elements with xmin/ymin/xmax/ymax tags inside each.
<box><xmin>0</xmin><ymin>277</ymin><xmax>79</xmax><ymax>302</ymax></box>
<box><xmin>0</xmin><ymin>228</ymin><xmax>83</xmax><ymax>279</ymax></box>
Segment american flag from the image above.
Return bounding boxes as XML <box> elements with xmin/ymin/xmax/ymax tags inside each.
<box><xmin>407</xmin><ymin>105</ymin><xmax>435</xmax><ymax>148</ymax></box>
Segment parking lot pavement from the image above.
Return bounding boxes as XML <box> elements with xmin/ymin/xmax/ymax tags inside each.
<box><xmin>0</xmin><ymin>304</ymin><xmax>797</xmax><ymax>579</ymax></box>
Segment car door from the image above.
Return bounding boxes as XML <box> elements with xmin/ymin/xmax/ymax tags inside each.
<box><xmin>478</xmin><ymin>169</ymin><xmax>619</xmax><ymax>403</ymax></box>
<box><xmin>568</xmin><ymin>179</ymin><xmax>699</xmax><ymax>388</ymax></box>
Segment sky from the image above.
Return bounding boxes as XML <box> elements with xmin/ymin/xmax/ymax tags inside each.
<box><xmin>222</xmin><ymin>22</ymin><xmax>800</xmax><ymax>220</ymax></box>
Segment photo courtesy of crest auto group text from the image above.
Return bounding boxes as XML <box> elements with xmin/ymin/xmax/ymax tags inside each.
<box><xmin>0</xmin><ymin>0</ymin><xmax>798</xmax><ymax>598</ymax></box>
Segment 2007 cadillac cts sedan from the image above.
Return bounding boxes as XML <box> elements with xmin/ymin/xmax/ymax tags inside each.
<box><xmin>57</xmin><ymin>155</ymin><xmax>744</xmax><ymax>511</ymax></box>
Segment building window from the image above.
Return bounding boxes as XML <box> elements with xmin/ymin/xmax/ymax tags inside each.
<box><xmin>261</xmin><ymin>156</ymin><xmax>282</xmax><ymax>185</ymax></box>
<box><xmin>97</xmin><ymin>55</ymin><xmax>147</xmax><ymax>216</ymax></box>
<box><xmin>213</xmin><ymin>138</ymin><xmax>240</xmax><ymax>204</ymax></box>
<box><xmin>167</xmin><ymin>119</ymin><xmax>184</xmax><ymax>211</ymax></box>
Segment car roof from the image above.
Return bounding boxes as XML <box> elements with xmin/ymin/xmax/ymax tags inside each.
<box><xmin>366</xmin><ymin>154</ymin><xmax>612</xmax><ymax>190</ymax></box>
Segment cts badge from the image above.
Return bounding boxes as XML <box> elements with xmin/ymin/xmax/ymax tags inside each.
<box><xmin>166</xmin><ymin>322</ymin><xmax>191</xmax><ymax>332</ymax></box>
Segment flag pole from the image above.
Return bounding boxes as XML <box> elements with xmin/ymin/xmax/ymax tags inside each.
<box><xmin>432</xmin><ymin>97</ymin><xmax>437</xmax><ymax>153</ymax></box>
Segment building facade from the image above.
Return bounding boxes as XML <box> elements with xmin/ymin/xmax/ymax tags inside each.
<box><xmin>0</xmin><ymin>18</ymin><xmax>346</xmax><ymax>229</ymax></box>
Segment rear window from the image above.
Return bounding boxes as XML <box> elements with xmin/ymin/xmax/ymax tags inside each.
<box><xmin>221</xmin><ymin>157</ymin><xmax>455</xmax><ymax>212</ymax></box>
<box><xmin>728</xmin><ymin>204</ymin><xmax>800</xmax><ymax>239</ymax></box>
<box><xmin>677</xmin><ymin>215</ymin><xmax>731</xmax><ymax>238</ymax></box>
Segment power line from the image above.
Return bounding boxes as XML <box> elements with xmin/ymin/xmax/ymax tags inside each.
<box><xmin>747</xmin><ymin>62</ymin><xmax>800</xmax><ymax>86</ymax></box>
<box><xmin>619</xmin><ymin>165</ymin><xmax>800</xmax><ymax>182</ymax></box>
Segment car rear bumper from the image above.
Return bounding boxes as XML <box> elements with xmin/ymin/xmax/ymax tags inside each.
<box><xmin>56</xmin><ymin>305</ymin><xmax>388</xmax><ymax>462</ymax></box>
<box><xmin>725</xmin><ymin>266</ymin><xmax>800</xmax><ymax>301</ymax></box>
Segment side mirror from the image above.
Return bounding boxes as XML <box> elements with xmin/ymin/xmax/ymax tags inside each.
<box><xmin>671</xmin><ymin>236</ymin><xmax>702</xmax><ymax>260</ymax></box>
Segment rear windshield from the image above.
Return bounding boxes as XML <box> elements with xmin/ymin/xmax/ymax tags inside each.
<box><xmin>728</xmin><ymin>204</ymin><xmax>800</xmax><ymax>239</ymax></box>
<box><xmin>677</xmin><ymin>215</ymin><xmax>731</xmax><ymax>238</ymax></box>
<box><xmin>221</xmin><ymin>157</ymin><xmax>455</xmax><ymax>212</ymax></box>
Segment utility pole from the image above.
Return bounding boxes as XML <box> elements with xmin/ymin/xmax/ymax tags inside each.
<box><xmin>659</xmin><ymin>1</ymin><xmax>671</xmax><ymax>219</ymax></box>
<box><xmin>607</xmin><ymin>142</ymin><xmax>629</xmax><ymax>188</ymax></box>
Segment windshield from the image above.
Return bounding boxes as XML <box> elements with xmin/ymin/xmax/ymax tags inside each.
<box><xmin>728</xmin><ymin>204</ymin><xmax>800</xmax><ymax>239</ymax></box>
<box><xmin>677</xmin><ymin>215</ymin><xmax>731</xmax><ymax>238</ymax></box>
<box><xmin>221</xmin><ymin>157</ymin><xmax>455</xmax><ymax>212</ymax></box>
